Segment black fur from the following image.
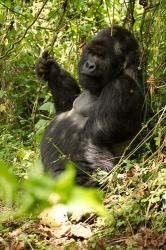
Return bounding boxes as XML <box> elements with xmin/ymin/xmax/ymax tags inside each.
<box><xmin>36</xmin><ymin>26</ymin><xmax>145</xmax><ymax>186</ymax></box>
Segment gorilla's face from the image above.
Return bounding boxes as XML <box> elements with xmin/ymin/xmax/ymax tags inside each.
<box><xmin>78</xmin><ymin>26</ymin><xmax>139</xmax><ymax>94</ymax></box>
<box><xmin>78</xmin><ymin>35</ymin><xmax>122</xmax><ymax>94</ymax></box>
<box><xmin>80</xmin><ymin>43</ymin><xmax>110</xmax><ymax>77</ymax></box>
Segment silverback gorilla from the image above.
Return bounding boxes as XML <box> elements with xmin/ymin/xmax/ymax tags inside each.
<box><xmin>36</xmin><ymin>26</ymin><xmax>145</xmax><ymax>186</ymax></box>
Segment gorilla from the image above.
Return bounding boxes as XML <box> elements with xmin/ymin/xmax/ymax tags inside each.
<box><xmin>36</xmin><ymin>26</ymin><xmax>145</xmax><ymax>186</ymax></box>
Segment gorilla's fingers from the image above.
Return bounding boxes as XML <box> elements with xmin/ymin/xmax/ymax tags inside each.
<box><xmin>42</xmin><ymin>50</ymin><xmax>49</xmax><ymax>58</ymax></box>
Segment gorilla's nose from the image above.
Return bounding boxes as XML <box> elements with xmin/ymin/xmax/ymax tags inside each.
<box><xmin>85</xmin><ymin>60</ymin><xmax>96</xmax><ymax>72</ymax></box>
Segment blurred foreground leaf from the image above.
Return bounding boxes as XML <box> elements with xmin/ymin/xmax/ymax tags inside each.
<box><xmin>0</xmin><ymin>161</ymin><xmax>107</xmax><ymax>221</ymax></box>
<box><xmin>0</xmin><ymin>160</ymin><xmax>18</xmax><ymax>207</ymax></box>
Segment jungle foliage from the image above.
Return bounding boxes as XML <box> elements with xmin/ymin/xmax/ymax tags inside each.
<box><xmin>0</xmin><ymin>0</ymin><xmax>165</xmax><ymax>249</ymax></box>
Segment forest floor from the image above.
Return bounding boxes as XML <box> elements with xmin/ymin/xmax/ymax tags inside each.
<box><xmin>1</xmin><ymin>162</ymin><xmax>166</xmax><ymax>250</ymax></box>
<box><xmin>1</xmin><ymin>206</ymin><xmax>166</xmax><ymax>250</ymax></box>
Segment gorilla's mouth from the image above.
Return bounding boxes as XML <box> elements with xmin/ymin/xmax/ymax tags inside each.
<box><xmin>80</xmin><ymin>71</ymin><xmax>102</xmax><ymax>78</ymax></box>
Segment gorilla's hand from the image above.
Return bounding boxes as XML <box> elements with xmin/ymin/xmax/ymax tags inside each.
<box><xmin>36</xmin><ymin>50</ymin><xmax>60</xmax><ymax>81</ymax></box>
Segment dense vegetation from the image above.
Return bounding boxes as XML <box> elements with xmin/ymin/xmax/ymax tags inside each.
<box><xmin>0</xmin><ymin>0</ymin><xmax>165</xmax><ymax>249</ymax></box>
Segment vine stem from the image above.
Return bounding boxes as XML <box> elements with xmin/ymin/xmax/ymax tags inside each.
<box><xmin>111</xmin><ymin>1</ymin><xmax>115</xmax><ymax>36</ymax></box>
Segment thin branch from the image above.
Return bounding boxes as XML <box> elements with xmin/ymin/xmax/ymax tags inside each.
<box><xmin>118</xmin><ymin>107</ymin><xmax>166</xmax><ymax>165</ymax></box>
<box><xmin>48</xmin><ymin>0</ymin><xmax>68</xmax><ymax>51</ymax></box>
<box><xmin>123</xmin><ymin>0</ymin><xmax>135</xmax><ymax>30</ymax></box>
<box><xmin>145</xmin><ymin>2</ymin><xmax>161</xmax><ymax>11</ymax></box>
<box><xmin>0</xmin><ymin>3</ymin><xmax>26</xmax><ymax>17</ymax></box>
<box><xmin>111</xmin><ymin>1</ymin><xmax>115</xmax><ymax>35</ymax></box>
<box><xmin>139</xmin><ymin>3</ymin><xmax>161</xmax><ymax>73</ymax></box>
<box><xmin>104</xmin><ymin>0</ymin><xmax>112</xmax><ymax>27</ymax></box>
<box><xmin>0</xmin><ymin>0</ymin><xmax>49</xmax><ymax>59</ymax></box>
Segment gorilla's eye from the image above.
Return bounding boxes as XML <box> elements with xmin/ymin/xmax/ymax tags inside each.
<box><xmin>86</xmin><ymin>48</ymin><xmax>92</xmax><ymax>54</ymax></box>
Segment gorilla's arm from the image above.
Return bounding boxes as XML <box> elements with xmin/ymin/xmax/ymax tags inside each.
<box><xmin>36</xmin><ymin>51</ymin><xmax>80</xmax><ymax>113</ymax></box>
<box><xmin>84</xmin><ymin>72</ymin><xmax>144</xmax><ymax>147</ymax></box>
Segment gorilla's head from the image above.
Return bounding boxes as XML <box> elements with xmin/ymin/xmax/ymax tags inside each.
<box><xmin>78</xmin><ymin>26</ymin><xmax>139</xmax><ymax>94</ymax></box>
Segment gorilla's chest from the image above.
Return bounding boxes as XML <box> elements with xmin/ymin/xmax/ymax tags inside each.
<box><xmin>73</xmin><ymin>90</ymin><xmax>97</xmax><ymax>117</ymax></box>
<box><xmin>56</xmin><ymin>90</ymin><xmax>97</xmax><ymax>129</ymax></box>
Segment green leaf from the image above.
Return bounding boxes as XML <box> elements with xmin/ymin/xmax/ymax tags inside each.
<box><xmin>0</xmin><ymin>160</ymin><xmax>18</xmax><ymax>206</ymax></box>
<box><xmin>55</xmin><ymin>162</ymin><xmax>76</xmax><ymax>203</ymax></box>
<box><xmin>35</xmin><ymin>119</ymin><xmax>49</xmax><ymax>131</ymax></box>
<box><xmin>151</xmin><ymin>196</ymin><xmax>160</xmax><ymax>203</ymax></box>
<box><xmin>68</xmin><ymin>186</ymin><xmax>107</xmax><ymax>217</ymax></box>
<box><xmin>39</xmin><ymin>102</ymin><xmax>55</xmax><ymax>115</ymax></box>
<box><xmin>0</xmin><ymin>90</ymin><xmax>6</xmax><ymax>98</ymax></box>
<box><xmin>154</xmin><ymin>137</ymin><xmax>161</xmax><ymax>147</ymax></box>
<box><xmin>17</xmin><ymin>161</ymin><xmax>56</xmax><ymax>215</ymax></box>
